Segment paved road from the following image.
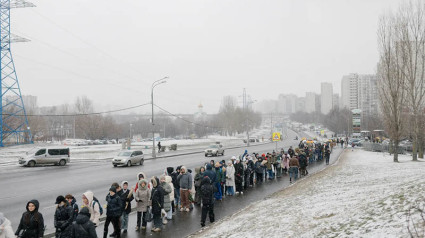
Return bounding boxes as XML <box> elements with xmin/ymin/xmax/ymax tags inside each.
<box><xmin>0</xmin><ymin>129</ymin><xmax>303</xmax><ymax>235</ymax></box>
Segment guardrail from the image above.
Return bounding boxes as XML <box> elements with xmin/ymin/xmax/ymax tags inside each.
<box><xmin>362</xmin><ymin>142</ymin><xmax>410</xmax><ymax>154</ymax></box>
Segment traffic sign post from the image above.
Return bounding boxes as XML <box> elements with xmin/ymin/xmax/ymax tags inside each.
<box><xmin>272</xmin><ymin>132</ymin><xmax>281</xmax><ymax>152</ymax></box>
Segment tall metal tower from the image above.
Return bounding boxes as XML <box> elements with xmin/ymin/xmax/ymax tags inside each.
<box><xmin>0</xmin><ymin>0</ymin><xmax>34</xmax><ymax>146</ymax></box>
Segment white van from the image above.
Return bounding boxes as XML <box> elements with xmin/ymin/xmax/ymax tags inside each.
<box><xmin>19</xmin><ymin>148</ymin><xmax>70</xmax><ymax>167</ymax></box>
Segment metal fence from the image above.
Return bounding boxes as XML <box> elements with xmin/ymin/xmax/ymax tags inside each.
<box><xmin>362</xmin><ymin>142</ymin><xmax>410</xmax><ymax>154</ymax></box>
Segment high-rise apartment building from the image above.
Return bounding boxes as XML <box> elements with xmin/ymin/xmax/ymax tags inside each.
<box><xmin>305</xmin><ymin>92</ymin><xmax>316</xmax><ymax>113</ymax></box>
<box><xmin>320</xmin><ymin>82</ymin><xmax>333</xmax><ymax>115</ymax></box>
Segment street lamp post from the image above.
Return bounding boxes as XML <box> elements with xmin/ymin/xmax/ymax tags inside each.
<box><xmin>151</xmin><ymin>77</ymin><xmax>168</xmax><ymax>158</ymax></box>
<box><xmin>130</xmin><ymin>123</ymin><xmax>133</xmax><ymax>140</ymax></box>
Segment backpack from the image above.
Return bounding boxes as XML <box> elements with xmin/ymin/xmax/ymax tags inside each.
<box><xmin>92</xmin><ymin>197</ymin><xmax>104</xmax><ymax>216</ymax></box>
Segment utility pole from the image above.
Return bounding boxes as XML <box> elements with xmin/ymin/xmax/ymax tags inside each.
<box><xmin>151</xmin><ymin>77</ymin><xmax>168</xmax><ymax>158</ymax></box>
<box><xmin>243</xmin><ymin>88</ymin><xmax>250</xmax><ymax>147</ymax></box>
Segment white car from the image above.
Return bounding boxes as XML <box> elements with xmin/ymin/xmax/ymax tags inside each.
<box><xmin>19</xmin><ymin>148</ymin><xmax>70</xmax><ymax>167</ymax></box>
<box><xmin>112</xmin><ymin>150</ymin><xmax>144</xmax><ymax>167</ymax></box>
<box><xmin>204</xmin><ymin>144</ymin><xmax>224</xmax><ymax>157</ymax></box>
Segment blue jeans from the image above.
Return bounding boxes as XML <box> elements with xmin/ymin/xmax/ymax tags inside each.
<box><xmin>226</xmin><ymin>186</ymin><xmax>234</xmax><ymax>195</ymax></box>
<box><xmin>175</xmin><ymin>188</ymin><xmax>181</xmax><ymax>206</ymax></box>
<box><xmin>121</xmin><ymin>212</ymin><xmax>128</xmax><ymax>230</ymax></box>
<box><xmin>267</xmin><ymin>169</ymin><xmax>274</xmax><ymax>179</ymax></box>
<box><xmin>289</xmin><ymin>167</ymin><xmax>298</xmax><ymax>181</ymax></box>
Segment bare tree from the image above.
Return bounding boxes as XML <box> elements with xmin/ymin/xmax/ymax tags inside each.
<box><xmin>396</xmin><ymin>1</ymin><xmax>425</xmax><ymax>161</ymax></box>
<box><xmin>377</xmin><ymin>12</ymin><xmax>407</xmax><ymax>162</ymax></box>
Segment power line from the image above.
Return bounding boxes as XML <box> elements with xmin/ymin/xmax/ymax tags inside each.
<box><xmin>3</xmin><ymin>102</ymin><xmax>151</xmax><ymax>117</ymax></box>
<box><xmin>153</xmin><ymin>104</ymin><xmax>225</xmax><ymax>130</ymax></box>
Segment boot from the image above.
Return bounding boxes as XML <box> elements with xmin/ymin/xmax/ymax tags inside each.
<box><xmin>103</xmin><ymin>231</ymin><xmax>108</xmax><ymax>238</ymax></box>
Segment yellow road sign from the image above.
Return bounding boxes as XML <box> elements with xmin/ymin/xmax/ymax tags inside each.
<box><xmin>272</xmin><ymin>132</ymin><xmax>281</xmax><ymax>141</ymax></box>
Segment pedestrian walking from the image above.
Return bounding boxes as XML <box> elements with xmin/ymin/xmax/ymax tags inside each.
<box><xmin>325</xmin><ymin>148</ymin><xmax>331</xmax><ymax>165</ymax></box>
<box><xmin>150</xmin><ymin>177</ymin><xmax>165</xmax><ymax>232</ymax></box>
<box><xmin>120</xmin><ymin>181</ymin><xmax>133</xmax><ymax>234</ymax></box>
<box><xmin>177</xmin><ymin>166</ymin><xmax>192</xmax><ymax>212</ymax></box>
<box><xmin>15</xmin><ymin>199</ymin><xmax>45</xmax><ymax>238</ymax></box>
<box><xmin>225</xmin><ymin>160</ymin><xmax>235</xmax><ymax>196</ymax></box>
<box><xmin>0</xmin><ymin>213</ymin><xmax>15</xmax><ymax>238</ymax></box>
<box><xmin>157</xmin><ymin>142</ymin><xmax>162</xmax><ymax>153</ymax></box>
<box><xmin>200</xmin><ymin>177</ymin><xmax>215</xmax><ymax>227</ymax></box>
<box><xmin>103</xmin><ymin>186</ymin><xmax>122</xmax><ymax>238</ymax></box>
<box><xmin>65</xmin><ymin>194</ymin><xmax>79</xmax><ymax>222</ymax></box>
<box><xmin>54</xmin><ymin>195</ymin><xmax>73</xmax><ymax>238</ymax></box>
<box><xmin>81</xmin><ymin>191</ymin><xmax>101</xmax><ymax>227</ymax></box>
<box><xmin>134</xmin><ymin>179</ymin><xmax>150</xmax><ymax>231</ymax></box>
<box><xmin>159</xmin><ymin>175</ymin><xmax>172</xmax><ymax>225</ymax></box>
<box><xmin>71</xmin><ymin>207</ymin><xmax>97</xmax><ymax>238</ymax></box>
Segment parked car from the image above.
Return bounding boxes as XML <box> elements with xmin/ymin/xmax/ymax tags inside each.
<box><xmin>19</xmin><ymin>148</ymin><xmax>70</xmax><ymax>167</ymax></box>
<box><xmin>112</xmin><ymin>150</ymin><xmax>144</xmax><ymax>167</ymax></box>
<box><xmin>204</xmin><ymin>144</ymin><xmax>224</xmax><ymax>157</ymax></box>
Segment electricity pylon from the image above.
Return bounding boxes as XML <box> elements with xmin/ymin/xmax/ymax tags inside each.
<box><xmin>0</xmin><ymin>0</ymin><xmax>35</xmax><ymax>146</ymax></box>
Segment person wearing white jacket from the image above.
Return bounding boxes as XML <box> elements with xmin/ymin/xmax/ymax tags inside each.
<box><xmin>82</xmin><ymin>191</ymin><xmax>101</xmax><ymax>227</ymax></box>
<box><xmin>225</xmin><ymin>160</ymin><xmax>235</xmax><ymax>196</ymax></box>
<box><xmin>0</xmin><ymin>213</ymin><xmax>14</xmax><ymax>238</ymax></box>
<box><xmin>165</xmin><ymin>175</ymin><xmax>174</xmax><ymax>220</ymax></box>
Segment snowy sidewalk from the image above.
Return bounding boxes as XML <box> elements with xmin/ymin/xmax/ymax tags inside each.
<box><xmin>191</xmin><ymin>150</ymin><xmax>425</xmax><ymax>238</ymax></box>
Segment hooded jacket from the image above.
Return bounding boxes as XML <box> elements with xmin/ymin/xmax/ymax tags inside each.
<box><xmin>150</xmin><ymin>177</ymin><xmax>164</xmax><ymax>215</ymax></box>
<box><xmin>203</xmin><ymin>164</ymin><xmax>217</xmax><ymax>183</ymax></box>
<box><xmin>54</xmin><ymin>200</ymin><xmax>74</xmax><ymax>238</ymax></box>
<box><xmin>15</xmin><ymin>199</ymin><xmax>44</xmax><ymax>238</ymax></box>
<box><xmin>134</xmin><ymin>179</ymin><xmax>151</xmax><ymax>212</ymax></box>
<box><xmin>71</xmin><ymin>207</ymin><xmax>97</xmax><ymax>238</ymax></box>
<box><xmin>120</xmin><ymin>181</ymin><xmax>133</xmax><ymax>214</ymax></box>
<box><xmin>0</xmin><ymin>213</ymin><xmax>14</xmax><ymax>238</ymax></box>
<box><xmin>225</xmin><ymin>163</ymin><xmax>235</xmax><ymax>187</ymax></box>
<box><xmin>82</xmin><ymin>191</ymin><xmax>100</xmax><ymax>227</ymax></box>
<box><xmin>177</xmin><ymin>166</ymin><xmax>192</xmax><ymax>190</ymax></box>
<box><xmin>134</xmin><ymin>172</ymin><xmax>149</xmax><ymax>191</ymax></box>
<box><xmin>160</xmin><ymin>175</ymin><xmax>172</xmax><ymax>212</ymax></box>
<box><xmin>165</xmin><ymin>176</ymin><xmax>174</xmax><ymax>202</ymax></box>
<box><xmin>200</xmin><ymin>177</ymin><xmax>215</xmax><ymax>205</ymax></box>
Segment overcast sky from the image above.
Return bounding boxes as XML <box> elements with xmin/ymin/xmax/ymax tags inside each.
<box><xmin>12</xmin><ymin>0</ymin><xmax>403</xmax><ymax>114</ymax></box>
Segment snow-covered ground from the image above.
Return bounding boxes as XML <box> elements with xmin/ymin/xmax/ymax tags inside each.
<box><xmin>192</xmin><ymin>150</ymin><xmax>425</xmax><ymax>238</ymax></box>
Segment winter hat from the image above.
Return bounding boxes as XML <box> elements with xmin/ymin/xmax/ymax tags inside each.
<box><xmin>79</xmin><ymin>207</ymin><xmax>90</xmax><ymax>217</ymax></box>
<box><xmin>151</xmin><ymin>177</ymin><xmax>158</xmax><ymax>187</ymax></box>
<box><xmin>236</xmin><ymin>158</ymin><xmax>240</xmax><ymax>162</ymax></box>
<box><xmin>121</xmin><ymin>181</ymin><xmax>128</xmax><ymax>187</ymax></box>
<box><xmin>55</xmin><ymin>195</ymin><xmax>66</xmax><ymax>204</ymax></box>
<box><xmin>109</xmin><ymin>186</ymin><xmax>117</xmax><ymax>193</ymax></box>
<box><xmin>231</xmin><ymin>156</ymin><xmax>236</xmax><ymax>160</ymax></box>
<box><xmin>166</xmin><ymin>167</ymin><xmax>174</xmax><ymax>175</ymax></box>
<box><xmin>0</xmin><ymin>212</ymin><xmax>5</xmax><ymax>225</ymax></box>
<box><xmin>160</xmin><ymin>175</ymin><xmax>166</xmax><ymax>182</ymax></box>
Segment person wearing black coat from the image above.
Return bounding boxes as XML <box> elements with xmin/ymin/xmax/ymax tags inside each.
<box><xmin>298</xmin><ymin>154</ymin><xmax>308</xmax><ymax>176</ymax></box>
<box><xmin>71</xmin><ymin>207</ymin><xmax>97</xmax><ymax>238</ymax></box>
<box><xmin>65</xmin><ymin>195</ymin><xmax>79</xmax><ymax>222</ymax></box>
<box><xmin>150</xmin><ymin>177</ymin><xmax>165</xmax><ymax>232</ymax></box>
<box><xmin>15</xmin><ymin>199</ymin><xmax>44</xmax><ymax>238</ymax></box>
<box><xmin>103</xmin><ymin>186</ymin><xmax>122</xmax><ymax>238</ymax></box>
<box><xmin>254</xmin><ymin>158</ymin><xmax>264</xmax><ymax>184</ymax></box>
<box><xmin>120</xmin><ymin>181</ymin><xmax>133</xmax><ymax>233</ymax></box>
<box><xmin>325</xmin><ymin>149</ymin><xmax>331</xmax><ymax>165</ymax></box>
<box><xmin>203</xmin><ymin>164</ymin><xmax>217</xmax><ymax>184</ymax></box>
<box><xmin>234</xmin><ymin>159</ymin><xmax>244</xmax><ymax>194</ymax></box>
<box><xmin>171</xmin><ymin>166</ymin><xmax>181</xmax><ymax>209</ymax></box>
<box><xmin>200</xmin><ymin>177</ymin><xmax>216</xmax><ymax>227</ymax></box>
<box><xmin>54</xmin><ymin>195</ymin><xmax>74</xmax><ymax>238</ymax></box>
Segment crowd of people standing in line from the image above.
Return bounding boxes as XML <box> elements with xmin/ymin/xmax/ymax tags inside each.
<box><xmin>2</xmin><ymin>141</ymin><xmax>335</xmax><ymax>238</ymax></box>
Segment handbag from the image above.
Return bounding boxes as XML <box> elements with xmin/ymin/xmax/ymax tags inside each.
<box><xmin>17</xmin><ymin>229</ymin><xmax>27</xmax><ymax>238</ymax></box>
<box><xmin>145</xmin><ymin>206</ymin><xmax>153</xmax><ymax>222</ymax></box>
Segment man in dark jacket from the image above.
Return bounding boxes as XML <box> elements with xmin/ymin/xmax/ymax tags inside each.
<box><xmin>203</xmin><ymin>164</ymin><xmax>216</xmax><ymax>184</ymax></box>
<box><xmin>254</xmin><ymin>158</ymin><xmax>264</xmax><ymax>184</ymax></box>
<box><xmin>54</xmin><ymin>195</ymin><xmax>74</xmax><ymax>238</ymax></box>
<box><xmin>298</xmin><ymin>154</ymin><xmax>308</xmax><ymax>176</ymax></box>
<box><xmin>325</xmin><ymin>148</ymin><xmax>331</xmax><ymax>165</ymax></box>
<box><xmin>15</xmin><ymin>199</ymin><xmax>44</xmax><ymax>238</ymax></box>
<box><xmin>104</xmin><ymin>186</ymin><xmax>122</xmax><ymax>238</ymax></box>
<box><xmin>71</xmin><ymin>207</ymin><xmax>97</xmax><ymax>238</ymax></box>
<box><xmin>171</xmin><ymin>166</ymin><xmax>181</xmax><ymax>209</ymax></box>
<box><xmin>234</xmin><ymin>159</ymin><xmax>244</xmax><ymax>194</ymax></box>
<box><xmin>150</xmin><ymin>177</ymin><xmax>165</xmax><ymax>232</ymax></box>
<box><xmin>200</xmin><ymin>177</ymin><xmax>215</xmax><ymax>227</ymax></box>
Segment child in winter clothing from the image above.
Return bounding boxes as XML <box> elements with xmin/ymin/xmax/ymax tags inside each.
<box><xmin>54</xmin><ymin>195</ymin><xmax>74</xmax><ymax>238</ymax></box>
<box><xmin>81</xmin><ymin>191</ymin><xmax>100</xmax><ymax>227</ymax></box>
<box><xmin>134</xmin><ymin>179</ymin><xmax>150</xmax><ymax>231</ymax></box>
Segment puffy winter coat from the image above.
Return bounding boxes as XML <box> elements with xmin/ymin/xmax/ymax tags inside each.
<box><xmin>225</xmin><ymin>165</ymin><xmax>235</xmax><ymax>187</ymax></box>
<box><xmin>200</xmin><ymin>177</ymin><xmax>215</xmax><ymax>205</ymax></box>
<box><xmin>0</xmin><ymin>217</ymin><xmax>15</xmax><ymax>238</ymax></box>
<box><xmin>203</xmin><ymin>164</ymin><xmax>216</xmax><ymax>183</ymax></box>
<box><xmin>71</xmin><ymin>208</ymin><xmax>97</xmax><ymax>238</ymax></box>
<box><xmin>15</xmin><ymin>200</ymin><xmax>44</xmax><ymax>238</ymax></box>
<box><xmin>160</xmin><ymin>180</ymin><xmax>172</xmax><ymax>212</ymax></box>
<box><xmin>165</xmin><ymin>176</ymin><xmax>174</xmax><ymax>202</ymax></box>
<box><xmin>215</xmin><ymin>166</ymin><xmax>224</xmax><ymax>183</ymax></box>
<box><xmin>105</xmin><ymin>193</ymin><xmax>122</xmax><ymax>217</ymax></box>
<box><xmin>81</xmin><ymin>191</ymin><xmax>100</xmax><ymax>227</ymax></box>
<box><xmin>134</xmin><ymin>179</ymin><xmax>151</xmax><ymax>213</ymax></box>
<box><xmin>234</xmin><ymin>162</ymin><xmax>244</xmax><ymax>183</ymax></box>
<box><xmin>299</xmin><ymin>155</ymin><xmax>308</xmax><ymax>168</ymax></box>
<box><xmin>150</xmin><ymin>178</ymin><xmax>164</xmax><ymax>216</ymax></box>
<box><xmin>254</xmin><ymin>160</ymin><xmax>264</xmax><ymax>173</ymax></box>
<box><xmin>54</xmin><ymin>201</ymin><xmax>74</xmax><ymax>238</ymax></box>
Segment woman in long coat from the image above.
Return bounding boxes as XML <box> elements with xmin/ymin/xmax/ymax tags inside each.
<box><xmin>225</xmin><ymin>160</ymin><xmax>235</xmax><ymax>196</ymax></box>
